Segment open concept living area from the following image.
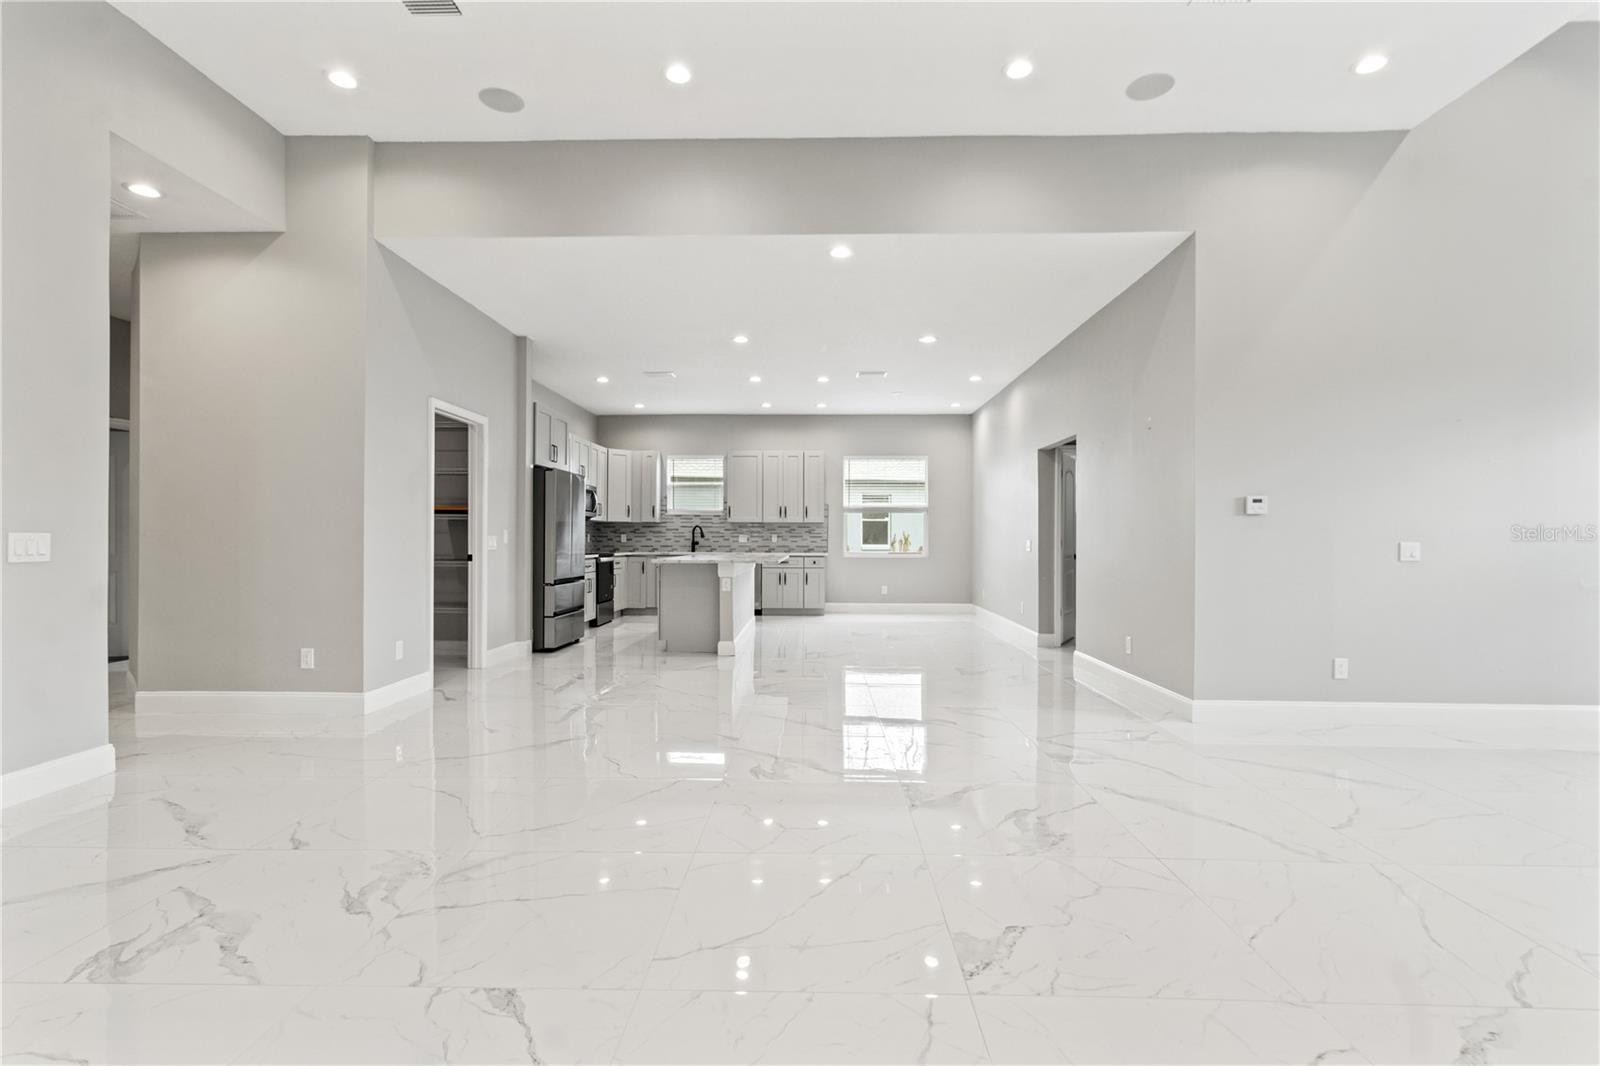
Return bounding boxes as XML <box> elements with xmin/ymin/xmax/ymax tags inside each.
<box><xmin>1</xmin><ymin>1</ymin><xmax>1597</xmax><ymax>1063</ymax></box>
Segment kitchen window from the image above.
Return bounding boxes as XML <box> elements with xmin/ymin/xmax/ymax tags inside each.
<box><xmin>666</xmin><ymin>455</ymin><xmax>725</xmax><ymax>514</ymax></box>
<box><xmin>842</xmin><ymin>455</ymin><xmax>928</xmax><ymax>557</ymax></box>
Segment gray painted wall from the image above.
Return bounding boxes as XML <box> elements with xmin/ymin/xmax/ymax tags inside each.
<box><xmin>974</xmin><ymin>244</ymin><xmax>1196</xmax><ymax>696</ymax></box>
<box><xmin>596</xmin><ymin>415</ymin><xmax>973</xmax><ymax>604</ymax></box>
<box><xmin>364</xmin><ymin>245</ymin><xmax>522</xmax><ymax>689</ymax></box>
<box><xmin>379</xmin><ymin>23</ymin><xmax>1596</xmax><ymax>704</ymax></box>
<box><xmin>138</xmin><ymin>139</ymin><xmax>367</xmax><ymax>692</ymax></box>
<box><xmin>1</xmin><ymin>1</ymin><xmax>284</xmax><ymax>774</ymax></box>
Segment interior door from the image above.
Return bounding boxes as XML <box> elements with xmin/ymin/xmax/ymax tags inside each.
<box><xmin>1060</xmin><ymin>447</ymin><xmax>1077</xmax><ymax>644</ymax></box>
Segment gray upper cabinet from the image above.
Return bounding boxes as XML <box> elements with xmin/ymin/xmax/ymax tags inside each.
<box><xmin>533</xmin><ymin>406</ymin><xmax>568</xmax><ymax>469</ymax></box>
<box><xmin>802</xmin><ymin>450</ymin><xmax>825</xmax><ymax>523</ymax></box>
<box><xmin>606</xmin><ymin>448</ymin><xmax>633</xmax><ymax>520</ymax></box>
<box><xmin>760</xmin><ymin>451</ymin><xmax>804</xmax><ymax>522</ymax></box>
<box><xmin>725</xmin><ymin>451</ymin><xmax>763</xmax><ymax>521</ymax></box>
<box><xmin>633</xmin><ymin>450</ymin><xmax>662</xmax><ymax>522</ymax></box>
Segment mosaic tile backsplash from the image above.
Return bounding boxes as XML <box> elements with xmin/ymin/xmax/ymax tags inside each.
<box><xmin>587</xmin><ymin>509</ymin><xmax>830</xmax><ymax>555</ymax></box>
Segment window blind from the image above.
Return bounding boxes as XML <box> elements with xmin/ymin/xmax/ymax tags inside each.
<box><xmin>842</xmin><ymin>456</ymin><xmax>928</xmax><ymax>508</ymax></box>
<box><xmin>667</xmin><ymin>455</ymin><xmax>724</xmax><ymax>512</ymax></box>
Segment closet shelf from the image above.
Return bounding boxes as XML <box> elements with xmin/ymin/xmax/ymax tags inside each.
<box><xmin>433</xmin><ymin>604</ymin><xmax>468</xmax><ymax>615</ymax></box>
<box><xmin>434</xmin><ymin>559</ymin><xmax>470</xmax><ymax>568</ymax></box>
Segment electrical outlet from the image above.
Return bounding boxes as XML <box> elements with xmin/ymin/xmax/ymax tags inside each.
<box><xmin>1024</xmin><ymin>539</ymin><xmax>1031</xmax><ymax>552</ymax></box>
<box><xmin>771</xmin><ymin>534</ymin><xmax>778</xmax><ymax>543</ymax></box>
<box><xmin>1124</xmin><ymin>636</ymin><xmax>1133</xmax><ymax>654</ymax></box>
<box><xmin>738</xmin><ymin>534</ymin><xmax>749</xmax><ymax>543</ymax></box>
<box><xmin>487</xmin><ymin>534</ymin><xmax>498</xmax><ymax>550</ymax></box>
<box><xmin>1332</xmin><ymin>657</ymin><xmax>1350</xmax><ymax>680</ymax></box>
<box><xmin>621</xmin><ymin>533</ymin><xmax>629</xmax><ymax>542</ymax></box>
<box><xmin>300</xmin><ymin>648</ymin><xmax>316</xmax><ymax>670</ymax></box>
<box><xmin>502</xmin><ymin>528</ymin><xmax>509</xmax><ymax>544</ymax></box>
<box><xmin>394</xmin><ymin>640</ymin><xmax>404</xmax><ymax>661</ymax></box>
<box><xmin>881</xmin><ymin>585</ymin><xmax>889</xmax><ymax>596</ymax></box>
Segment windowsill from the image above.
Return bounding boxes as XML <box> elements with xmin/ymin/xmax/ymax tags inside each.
<box><xmin>666</xmin><ymin>510</ymin><xmax>725</xmax><ymax>518</ymax></box>
<box><xmin>844</xmin><ymin>551</ymin><xmax>929</xmax><ymax>560</ymax></box>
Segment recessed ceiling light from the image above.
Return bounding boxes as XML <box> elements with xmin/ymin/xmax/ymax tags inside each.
<box><xmin>923</xmin><ymin>955</ymin><xmax>941</xmax><ymax>969</ymax></box>
<box><xmin>919</xmin><ymin>335</ymin><xmax>938</xmax><ymax>345</ymax></box>
<box><xmin>816</xmin><ymin>402</ymin><xmax>828</xmax><ymax>409</ymax></box>
<box><xmin>1004</xmin><ymin>57</ymin><xmax>1034</xmax><ymax>81</ymax></box>
<box><xmin>633</xmin><ymin>403</ymin><xmax>645</xmax><ymax>409</ymax></box>
<box><xmin>596</xmin><ymin>376</ymin><xmax>610</xmax><ymax>384</ymax></box>
<box><xmin>761</xmin><ymin>402</ymin><xmax>772</xmax><ymax>409</ymax></box>
<box><xmin>817</xmin><ymin>375</ymin><xmax>830</xmax><ymax>384</ymax></box>
<box><xmin>327</xmin><ymin>69</ymin><xmax>359</xmax><ymax>90</ymax></box>
<box><xmin>1125</xmin><ymin>72</ymin><xmax>1176</xmax><ymax>101</ymax></box>
<box><xmin>969</xmin><ymin>374</ymin><xmax>982</xmax><ymax>383</ymax></box>
<box><xmin>749</xmin><ymin>375</ymin><xmax>762</xmax><ymax>384</ymax></box>
<box><xmin>477</xmin><ymin>87</ymin><xmax>525</xmax><ymax>114</ymax></box>
<box><xmin>123</xmin><ymin>182</ymin><xmax>162</xmax><ymax>199</ymax></box>
<box><xmin>950</xmin><ymin>402</ymin><xmax>962</xmax><ymax>408</ymax></box>
<box><xmin>665</xmin><ymin>62</ymin><xmax>692</xmax><ymax>85</ymax></box>
<box><xmin>1353</xmin><ymin>53</ymin><xmax>1389</xmax><ymax>76</ymax></box>
<box><xmin>829</xmin><ymin>243</ymin><xmax>853</xmax><ymax>260</ymax></box>
<box><xmin>732</xmin><ymin>334</ymin><xmax>749</xmax><ymax>344</ymax></box>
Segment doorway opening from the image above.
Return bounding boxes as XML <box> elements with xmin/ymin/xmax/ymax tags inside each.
<box><xmin>430</xmin><ymin>400</ymin><xmax>489</xmax><ymax>673</ymax></box>
<box><xmin>1055</xmin><ymin>442</ymin><xmax>1077</xmax><ymax>647</ymax></box>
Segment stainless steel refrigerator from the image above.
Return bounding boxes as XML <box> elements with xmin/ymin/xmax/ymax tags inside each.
<box><xmin>533</xmin><ymin>467</ymin><xmax>586</xmax><ymax>651</ymax></box>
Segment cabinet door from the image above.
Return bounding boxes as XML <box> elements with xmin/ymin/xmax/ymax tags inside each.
<box><xmin>607</xmin><ymin>450</ymin><xmax>632</xmax><ymax>521</ymax></box>
<box><xmin>533</xmin><ymin>409</ymin><xmax>553</xmax><ymax>469</ymax></box>
<box><xmin>726</xmin><ymin>451</ymin><xmax>762</xmax><ymax>522</ymax></box>
<box><xmin>568</xmin><ymin>434</ymin><xmax>582</xmax><ymax>478</ymax></box>
<box><xmin>550</xmin><ymin>416</ymin><xmax>569</xmax><ymax>468</ymax></box>
<box><xmin>802</xmin><ymin>567</ymin><xmax>824</xmax><ymax>609</ymax></box>
<box><xmin>762</xmin><ymin>566</ymin><xmax>784</xmax><ymax>609</ymax></box>
<box><xmin>634</xmin><ymin>450</ymin><xmax>661</xmax><ymax>522</ymax></box>
<box><xmin>761</xmin><ymin>452</ymin><xmax>783</xmax><ymax>523</ymax></box>
<box><xmin>779</xmin><ymin>451</ymin><xmax>803</xmax><ymax>522</ymax></box>
<box><xmin>802</xmin><ymin>451</ymin><xmax>825</xmax><ymax>524</ymax></box>
<box><xmin>592</xmin><ymin>445</ymin><xmax>607</xmax><ymax>505</ymax></box>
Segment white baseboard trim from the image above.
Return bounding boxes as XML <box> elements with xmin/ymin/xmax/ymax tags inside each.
<box><xmin>1073</xmin><ymin>652</ymin><xmax>1194</xmax><ymax>722</ymax></box>
<box><xmin>483</xmin><ymin>640</ymin><xmax>531</xmax><ymax>668</ymax></box>
<box><xmin>3</xmin><ymin>744</ymin><xmax>116</xmax><ymax>807</ymax></box>
<box><xmin>1191</xmin><ymin>699</ymin><xmax>1600</xmax><ymax>729</ymax></box>
<box><xmin>363</xmin><ymin>670</ymin><xmax>432</xmax><ymax>714</ymax></box>
<box><xmin>135</xmin><ymin>689</ymin><xmax>365</xmax><ymax>714</ymax></box>
<box><xmin>972</xmin><ymin>605</ymin><xmax>1038</xmax><ymax>645</ymax></box>
<box><xmin>826</xmin><ymin>602</ymin><xmax>973</xmax><ymax>614</ymax></box>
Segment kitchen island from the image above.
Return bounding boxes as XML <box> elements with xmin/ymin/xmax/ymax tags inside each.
<box><xmin>654</xmin><ymin>552</ymin><xmax>789</xmax><ymax>655</ymax></box>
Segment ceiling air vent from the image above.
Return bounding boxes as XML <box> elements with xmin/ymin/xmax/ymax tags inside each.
<box><xmin>109</xmin><ymin>195</ymin><xmax>146</xmax><ymax>221</ymax></box>
<box><xmin>403</xmin><ymin>0</ymin><xmax>462</xmax><ymax>14</ymax></box>
<box><xmin>855</xmin><ymin>370</ymin><xmax>889</xmax><ymax>380</ymax></box>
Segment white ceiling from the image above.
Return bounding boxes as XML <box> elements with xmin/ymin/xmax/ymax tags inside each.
<box><xmin>382</xmin><ymin>233</ymin><xmax>1189</xmax><ymax>415</ymax></box>
<box><xmin>115</xmin><ymin>1</ymin><xmax>1590</xmax><ymax>142</ymax></box>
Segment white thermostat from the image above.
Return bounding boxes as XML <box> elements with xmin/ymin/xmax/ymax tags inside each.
<box><xmin>1244</xmin><ymin>495</ymin><xmax>1269</xmax><ymax>516</ymax></box>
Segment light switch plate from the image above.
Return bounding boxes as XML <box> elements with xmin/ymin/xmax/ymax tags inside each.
<box><xmin>300</xmin><ymin>648</ymin><xmax>315</xmax><ymax>670</ymax></box>
<box><xmin>1398</xmin><ymin>541</ymin><xmax>1422</xmax><ymax>562</ymax></box>
<box><xmin>487</xmin><ymin>534</ymin><xmax>499</xmax><ymax>550</ymax></box>
<box><xmin>1245</xmin><ymin>495</ymin><xmax>1269</xmax><ymax>515</ymax></box>
<box><xmin>1332</xmin><ymin>657</ymin><xmax>1350</xmax><ymax>680</ymax></box>
<box><xmin>7</xmin><ymin>532</ymin><xmax>51</xmax><ymax>562</ymax></box>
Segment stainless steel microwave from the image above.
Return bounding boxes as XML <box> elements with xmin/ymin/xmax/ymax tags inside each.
<box><xmin>583</xmin><ymin>485</ymin><xmax>600</xmax><ymax>518</ymax></box>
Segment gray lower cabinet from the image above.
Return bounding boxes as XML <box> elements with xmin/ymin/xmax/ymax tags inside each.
<box><xmin>762</xmin><ymin>555</ymin><xmax>824</xmax><ymax>613</ymax></box>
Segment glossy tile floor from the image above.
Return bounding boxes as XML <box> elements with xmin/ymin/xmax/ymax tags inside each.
<box><xmin>3</xmin><ymin>615</ymin><xmax>1596</xmax><ymax>1064</ymax></box>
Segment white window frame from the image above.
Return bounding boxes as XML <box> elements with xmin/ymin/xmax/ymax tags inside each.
<box><xmin>665</xmin><ymin>454</ymin><xmax>726</xmax><ymax>515</ymax></box>
<box><xmin>842</xmin><ymin>455</ymin><xmax>930</xmax><ymax>559</ymax></box>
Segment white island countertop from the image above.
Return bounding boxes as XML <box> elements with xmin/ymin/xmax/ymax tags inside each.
<box><xmin>655</xmin><ymin>552</ymin><xmax>790</xmax><ymax>566</ymax></box>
